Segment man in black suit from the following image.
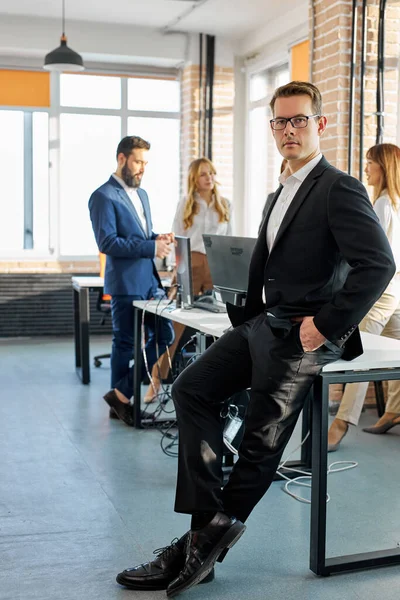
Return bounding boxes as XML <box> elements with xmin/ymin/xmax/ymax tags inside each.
<box><xmin>117</xmin><ymin>82</ymin><xmax>395</xmax><ymax>596</ymax></box>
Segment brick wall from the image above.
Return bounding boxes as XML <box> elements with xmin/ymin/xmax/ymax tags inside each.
<box><xmin>312</xmin><ymin>0</ymin><xmax>400</xmax><ymax>180</ymax></box>
<box><xmin>0</xmin><ymin>260</ymin><xmax>99</xmax><ymax>274</ymax></box>
<box><xmin>180</xmin><ymin>64</ymin><xmax>234</xmax><ymax>202</ymax></box>
<box><xmin>312</xmin><ymin>0</ymin><xmax>400</xmax><ymax>407</ymax></box>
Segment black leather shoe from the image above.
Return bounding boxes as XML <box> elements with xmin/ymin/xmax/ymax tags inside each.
<box><xmin>116</xmin><ymin>534</ymin><xmax>215</xmax><ymax>591</ymax></box>
<box><xmin>109</xmin><ymin>408</ymin><xmax>118</xmax><ymax>419</ymax></box>
<box><xmin>103</xmin><ymin>390</ymin><xmax>134</xmax><ymax>426</ymax></box>
<box><xmin>167</xmin><ymin>512</ymin><xmax>245</xmax><ymax>597</ymax></box>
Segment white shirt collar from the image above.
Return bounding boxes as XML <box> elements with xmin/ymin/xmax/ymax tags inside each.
<box><xmin>279</xmin><ymin>153</ymin><xmax>322</xmax><ymax>186</ymax></box>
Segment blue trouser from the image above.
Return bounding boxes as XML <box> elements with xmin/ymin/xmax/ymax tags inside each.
<box><xmin>110</xmin><ymin>293</ymin><xmax>174</xmax><ymax>400</ymax></box>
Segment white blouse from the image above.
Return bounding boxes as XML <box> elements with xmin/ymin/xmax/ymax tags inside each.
<box><xmin>172</xmin><ymin>193</ymin><xmax>232</xmax><ymax>254</ymax></box>
<box><xmin>374</xmin><ymin>192</ymin><xmax>400</xmax><ymax>274</ymax></box>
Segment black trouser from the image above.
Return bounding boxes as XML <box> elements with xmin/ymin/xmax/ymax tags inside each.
<box><xmin>172</xmin><ymin>312</ymin><xmax>343</xmax><ymax>523</ymax></box>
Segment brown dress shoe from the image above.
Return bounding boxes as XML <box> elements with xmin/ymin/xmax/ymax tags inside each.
<box><xmin>103</xmin><ymin>390</ymin><xmax>134</xmax><ymax>426</ymax></box>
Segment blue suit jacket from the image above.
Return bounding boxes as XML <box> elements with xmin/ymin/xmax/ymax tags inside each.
<box><xmin>89</xmin><ymin>176</ymin><xmax>161</xmax><ymax>296</ymax></box>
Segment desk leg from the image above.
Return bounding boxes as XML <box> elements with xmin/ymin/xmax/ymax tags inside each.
<box><xmin>73</xmin><ymin>288</ymin><xmax>81</xmax><ymax>368</ymax></box>
<box><xmin>310</xmin><ymin>375</ymin><xmax>329</xmax><ymax>576</ymax></box>
<box><xmin>300</xmin><ymin>390</ymin><xmax>312</xmax><ymax>468</ymax></box>
<box><xmin>133</xmin><ymin>307</ymin><xmax>143</xmax><ymax>428</ymax></box>
<box><xmin>310</xmin><ymin>370</ymin><xmax>400</xmax><ymax>576</ymax></box>
<box><xmin>78</xmin><ymin>288</ymin><xmax>90</xmax><ymax>385</ymax></box>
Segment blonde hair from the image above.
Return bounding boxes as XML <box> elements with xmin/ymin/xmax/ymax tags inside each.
<box><xmin>367</xmin><ymin>144</ymin><xmax>400</xmax><ymax>208</ymax></box>
<box><xmin>183</xmin><ymin>158</ymin><xmax>230</xmax><ymax>229</ymax></box>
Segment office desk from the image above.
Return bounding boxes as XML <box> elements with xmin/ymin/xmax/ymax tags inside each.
<box><xmin>72</xmin><ymin>276</ymin><xmax>103</xmax><ymax>384</ymax></box>
<box><xmin>132</xmin><ymin>300</ymin><xmax>400</xmax><ymax>577</ymax></box>
<box><xmin>310</xmin><ymin>332</ymin><xmax>400</xmax><ymax>576</ymax></box>
<box><xmin>132</xmin><ymin>299</ymin><xmax>229</xmax><ymax>428</ymax></box>
<box><xmin>72</xmin><ymin>276</ymin><xmax>172</xmax><ymax>384</ymax></box>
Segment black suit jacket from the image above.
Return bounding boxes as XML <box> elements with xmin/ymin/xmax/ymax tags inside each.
<box><xmin>227</xmin><ymin>156</ymin><xmax>395</xmax><ymax>360</ymax></box>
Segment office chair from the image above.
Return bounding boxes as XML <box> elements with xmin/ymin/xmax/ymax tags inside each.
<box><xmin>94</xmin><ymin>253</ymin><xmax>112</xmax><ymax>368</ymax></box>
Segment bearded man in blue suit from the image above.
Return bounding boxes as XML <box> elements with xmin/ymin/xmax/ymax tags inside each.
<box><xmin>89</xmin><ymin>136</ymin><xmax>174</xmax><ymax>425</ymax></box>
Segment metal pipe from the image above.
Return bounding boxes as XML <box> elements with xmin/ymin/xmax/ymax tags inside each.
<box><xmin>199</xmin><ymin>33</ymin><xmax>203</xmax><ymax>156</ymax></box>
<box><xmin>348</xmin><ymin>0</ymin><xmax>358</xmax><ymax>175</ymax></box>
<box><xmin>359</xmin><ymin>0</ymin><xmax>367</xmax><ymax>180</ymax></box>
<box><xmin>207</xmin><ymin>35</ymin><xmax>215</xmax><ymax>160</ymax></box>
<box><xmin>376</xmin><ymin>0</ymin><xmax>387</xmax><ymax>144</ymax></box>
<box><xmin>203</xmin><ymin>34</ymin><xmax>208</xmax><ymax>156</ymax></box>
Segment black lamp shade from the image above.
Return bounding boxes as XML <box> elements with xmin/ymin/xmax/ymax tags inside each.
<box><xmin>44</xmin><ymin>37</ymin><xmax>84</xmax><ymax>71</ymax></box>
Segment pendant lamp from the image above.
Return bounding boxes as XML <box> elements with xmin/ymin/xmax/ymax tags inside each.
<box><xmin>43</xmin><ymin>0</ymin><xmax>84</xmax><ymax>71</ymax></box>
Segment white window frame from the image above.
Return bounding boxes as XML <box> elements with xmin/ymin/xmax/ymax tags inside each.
<box><xmin>244</xmin><ymin>55</ymin><xmax>289</xmax><ymax>236</ymax></box>
<box><xmin>0</xmin><ymin>68</ymin><xmax>180</xmax><ymax>261</ymax></box>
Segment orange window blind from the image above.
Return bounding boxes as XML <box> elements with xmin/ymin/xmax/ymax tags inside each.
<box><xmin>291</xmin><ymin>40</ymin><xmax>310</xmax><ymax>82</ymax></box>
<box><xmin>0</xmin><ymin>70</ymin><xmax>50</xmax><ymax>107</ymax></box>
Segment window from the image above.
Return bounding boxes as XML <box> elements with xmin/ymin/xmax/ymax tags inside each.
<box><xmin>0</xmin><ymin>111</ymin><xmax>24</xmax><ymax>253</ymax></box>
<box><xmin>128</xmin><ymin>78</ymin><xmax>180</xmax><ymax>113</ymax></box>
<box><xmin>0</xmin><ymin>109</ymin><xmax>49</xmax><ymax>254</ymax></box>
<box><xmin>32</xmin><ymin>112</ymin><xmax>50</xmax><ymax>253</ymax></box>
<box><xmin>0</xmin><ymin>71</ymin><xmax>180</xmax><ymax>260</ymax></box>
<box><xmin>246</xmin><ymin>64</ymin><xmax>290</xmax><ymax>236</ymax></box>
<box><xmin>58</xmin><ymin>73</ymin><xmax>180</xmax><ymax>256</ymax></box>
<box><xmin>60</xmin><ymin>74</ymin><xmax>121</xmax><ymax>110</ymax></box>
<box><xmin>127</xmin><ymin>116</ymin><xmax>180</xmax><ymax>233</ymax></box>
<box><xmin>59</xmin><ymin>114</ymin><xmax>121</xmax><ymax>256</ymax></box>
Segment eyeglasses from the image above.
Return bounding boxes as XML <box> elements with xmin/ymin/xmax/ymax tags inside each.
<box><xmin>270</xmin><ymin>114</ymin><xmax>320</xmax><ymax>130</ymax></box>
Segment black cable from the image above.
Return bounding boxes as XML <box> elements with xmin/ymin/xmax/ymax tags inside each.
<box><xmin>160</xmin><ymin>421</ymin><xmax>179</xmax><ymax>457</ymax></box>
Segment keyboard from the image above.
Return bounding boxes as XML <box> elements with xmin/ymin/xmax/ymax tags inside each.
<box><xmin>192</xmin><ymin>298</ymin><xmax>227</xmax><ymax>313</ymax></box>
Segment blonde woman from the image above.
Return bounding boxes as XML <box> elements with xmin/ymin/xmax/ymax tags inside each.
<box><xmin>328</xmin><ymin>143</ymin><xmax>400</xmax><ymax>450</ymax></box>
<box><xmin>144</xmin><ymin>157</ymin><xmax>232</xmax><ymax>403</ymax></box>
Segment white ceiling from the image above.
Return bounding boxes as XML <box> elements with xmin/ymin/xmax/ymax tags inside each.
<box><xmin>0</xmin><ymin>0</ymin><xmax>297</xmax><ymax>39</ymax></box>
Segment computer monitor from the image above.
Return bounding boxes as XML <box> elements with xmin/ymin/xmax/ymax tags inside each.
<box><xmin>175</xmin><ymin>235</ymin><xmax>193</xmax><ymax>308</ymax></box>
<box><xmin>202</xmin><ymin>234</ymin><xmax>257</xmax><ymax>305</ymax></box>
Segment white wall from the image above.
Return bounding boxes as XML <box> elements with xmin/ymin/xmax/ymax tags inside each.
<box><xmin>0</xmin><ymin>14</ymin><xmax>188</xmax><ymax>69</ymax></box>
<box><xmin>0</xmin><ymin>14</ymin><xmax>236</xmax><ymax>70</ymax></box>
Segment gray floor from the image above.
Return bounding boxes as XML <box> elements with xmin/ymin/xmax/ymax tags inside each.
<box><xmin>0</xmin><ymin>336</ymin><xmax>399</xmax><ymax>600</ymax></box>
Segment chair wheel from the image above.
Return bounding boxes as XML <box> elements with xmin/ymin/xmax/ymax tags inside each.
<box><xmin>94</xmin><ymin>358</ymin><xmax>102</xmax><ymax>367</ymax></box>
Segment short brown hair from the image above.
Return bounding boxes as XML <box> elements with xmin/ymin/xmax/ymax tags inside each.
<box><xmin>116</xmin><ymin>135</ymin><xmax>150</xmax><ymax>159</ymax></box>
<box><xmin>269</xmin><ymin>81</ymin><xmax>323</xmax><ymax>116</ymax></box>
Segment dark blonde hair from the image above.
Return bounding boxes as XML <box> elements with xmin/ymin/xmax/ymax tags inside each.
<box><xmin>183</xmin><ymin>158</ymin><xmax>230</xmax><ymax>229</ymax></box>
<box><xmin>269</xmin><ymin>81</ymin><xmax>323</xmax><ymax>116</ymax></box>
<box><xmin>367</xmin><ymin>144</ymin><xmax>400</xmax><ymax>208</ymax></box>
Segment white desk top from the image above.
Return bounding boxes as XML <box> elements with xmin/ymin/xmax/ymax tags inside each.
<box><xmin>72</xmin><ymin>275</ymin><xmax>171</xmax><ymax>291</ymax></box>
<box><xmin>133</xmin><ymin>300</ymin><xmax>400</xmax><ymax>374</ymax></box>
<box><xmin>72</xmin><ymin>276</ymin><xmax>104</xmax><ymax>290</ymax></box>
<box><xmin>133</xmin><ymin>299</ymin><xmax>229</xmax><ymax>337</ymax></box>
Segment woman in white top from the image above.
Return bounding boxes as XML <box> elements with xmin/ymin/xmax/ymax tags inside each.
<box><xmin>144</xmin><ymin>157</ymin><xmax>232</xmax><ymax>402</ymax></box>
<box><xmin>328</xmin><ymin>143</ymin><xmax>400</xmax><ymax>450</ymax></box>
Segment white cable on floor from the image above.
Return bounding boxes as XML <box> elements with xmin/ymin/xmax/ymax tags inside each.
<box><xmin>276</xmin><ymin>432</ymin><xmax>358</xmax><ymax>503</ymax></box>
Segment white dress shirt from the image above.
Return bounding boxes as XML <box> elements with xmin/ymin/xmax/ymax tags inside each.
<box><xmin>112</xmin><ymin>173</ymin><xmax>148</xmax><ymax>236</ymax></box>
<box><xmin>374</xmin><ymin>191</ymin><xmax>400</xmax><ymax>274</ymax></box>
<box><xmin>266</xmin><ymin>154</ymin><xmax>322</xmax><ymax>251</ymax></box>
<box><xmin>172</xmin><ymin>193</ymin><xmax>232</xmax><ymax>254</ymax></box>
